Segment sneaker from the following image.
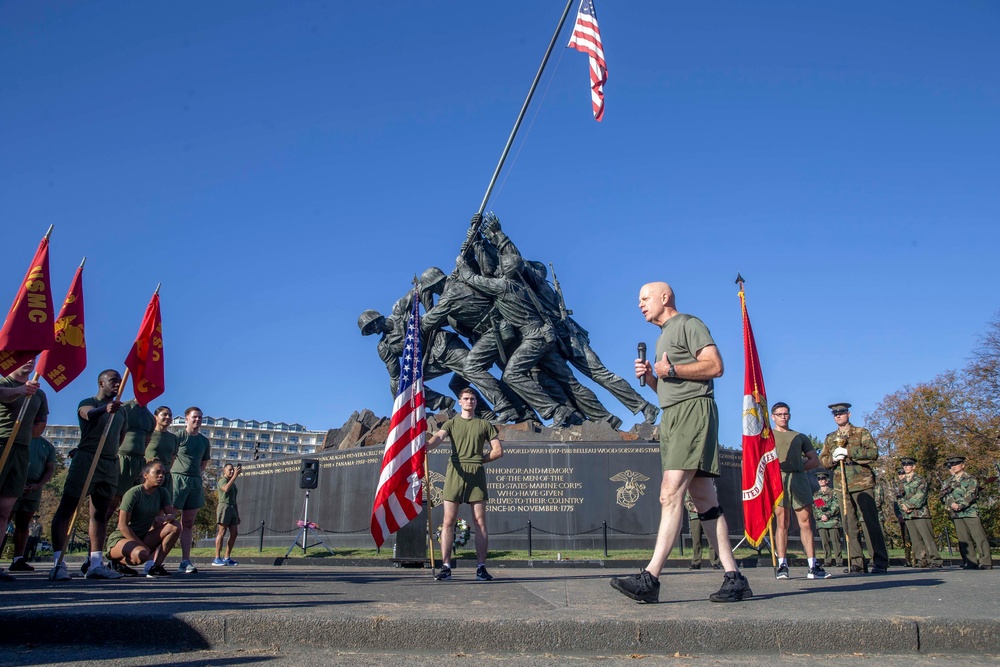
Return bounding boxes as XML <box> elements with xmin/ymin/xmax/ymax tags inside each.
<box><xmin>434</xmin><ymin>566</ymin><xmax>452</xmax><ymax>581</ymax></box>
<box><xmin>709</xmin><ymin>571</ymin><xmax>753</xmax><ymax>603</ymax></box>
<box><xmin>146</xmin><ymin>564</ymin><xmax>171</xmax><ymax>578</ymax></box>
<box><xmin>609</xmin><ymin>570</ymin><xmax>660</xmax><ymax>603</ymax></box>
<box><xmin>48</xmin><ymin>562</ymin><xmax>72</xmax><ymax>582</ymax></box>
<box><xmin>775</xmin><ymin>563</ymin><xmax>789</xmax><ymax>580</ymax></box>
<box><xmin>689</xmin><ymin>563</ymin><xmax>701</xmax><ymax>570</ymax></box>
<box><xmin>178</xmin><ymin>560</ymin><xmax>198</xmax><ymax>574</ymax></box>
<box><xmin>80</xmin><ymin>559</ymin><xmax>89</xmax><ymax>575</ymax></box>
<box><xmin>0</xmin><ymin>569</ymin><xmax>15</xmax><ymax>582</ymax></box>
<box><xmin>212</xmin><ymin>558</ymin><xmax>227</xmax><ymax>567</ymax></box>
<box><xmin>808</xmin><ymin>565</ymin><xmax>831</xmax><ymax>579</ymax></box>
<box><xmin>476</xmin><ymin>565</ymin><xmax>493</xmax><ymax>581</ymax></box>
<box><xmin>224</xmin><ymin>557</ymin><xmax>238</xmax><ymax>566</ymax></box>
<box><xmin>85</xmin><ymin>563</ymin><xmax>124</xmax><ymax>580</ymax></box>
<box><xmin>9</xmin><ymin>559</ymin><xmax>34</xmax><ymax>572</ymax></box>
<box><xmin>112</xmin><ymin>560</ymin><xmax>139</xmax><ymax>577</ymax></box>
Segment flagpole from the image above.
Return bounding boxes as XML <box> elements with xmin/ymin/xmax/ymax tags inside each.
<box><xmin>475</xmin><ymin>0</ymin><xmax>576</xmax><ymax>218</ymax></box>
<box><xmin>57</xmin><ymin>367</ymin><xmax>130</xmax><ymax>565</ymax></box>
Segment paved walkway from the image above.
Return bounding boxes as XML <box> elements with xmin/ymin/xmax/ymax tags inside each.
<box><xmin>1</xmin><ymin>559</ymin><xmax>997</xmax><ymax>656</ymax></box>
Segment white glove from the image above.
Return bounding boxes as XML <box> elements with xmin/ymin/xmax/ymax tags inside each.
<box><xmin>832</xmin><ymin>447</ymin><xmax>848</xmax><ymax>462</ymax></box>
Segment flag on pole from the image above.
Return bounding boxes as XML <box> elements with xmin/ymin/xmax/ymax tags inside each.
<box><xmin>0</xmin><ymin>234</ymin><xmax>54</xmax><ymax>377</ymax></box>
<box><xmin>37</xmin><ymin>262</ymin><xmax>87</xmax><ymax>391</ymax></box>
<box><xmin>371</xmin><ymin>288</ymin><xmax>427</xmax><ymax>548</ymax></box>
<box><xmin>124</xmin><ymin>291</ymin><xmax>165</xmax><ymax>406</ymax></box>
<box><xmin>567</xmin><ymin>0</ymin><xmax>607</xmax><ymax>121</ymax></box>
<box><xmin>738</xmin><ymin>283</ymin><xmax>783</xmax><ymax>547</ymax></box>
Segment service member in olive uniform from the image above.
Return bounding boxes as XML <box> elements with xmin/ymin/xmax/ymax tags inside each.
<box><xmin>172</xmin><ymin>406</ymin><xmax>212</xmax><ymax>574</ymax></box>
<box><xmin>0</xmin><ymin>358</ymin><xmax>48</xmax><ymax>582</ymax></box>
<box><xmin>49</xmin><ymin>369</ymin><xmax>127</xmax><ymax>581</ymax></box>
<box><xmin>9</xmin><ymin>435</ymin><xmax>56</xmax><ymax>572</ymax></box>
<box><xmin>897</xmin><ymin>458</ymin><xmax>942</xmax><ymax>567</ymax></box>
<box><xmin>812</xmin><ymin>471</ymin><xmax>843</xmax><ymax>567</ymax></box>
<box><xmin>426</xmin><ymin>387</ymin><xmax>504</xmax><ymax>582</ymax></box>
<box><xmin>685</xmin><ymin>492</ymin><xmax>720</xmax><ymax>569</ymax></box>
<box><xmin>107</xmin><ymin>460</ymin><xmax>180</xmax><ymax>578</ymax></box>
<box><xmin>115</xmin><ymin>399</ymin><xmax>155</xmax><ymax>505</ymax></box>
<box><xmin>941</xmin><ymin>455</ymin><xmax>993</xmax><ymax>570</ymax></box>
<box><xmin>213</xmin><ymin>463</ymin><xmax>241</xmax><ymax>566</ymax></box>
<box><xmin>819</xmin><ymin>402</ymin><xmax>889</xmax><ymax>573</ymax></box>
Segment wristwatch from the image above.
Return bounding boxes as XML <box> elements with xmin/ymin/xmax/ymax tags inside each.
<box><xmin>667</xmin><ymin>364</ymin><xmax>676</xmax><ymax>378</ymax></box>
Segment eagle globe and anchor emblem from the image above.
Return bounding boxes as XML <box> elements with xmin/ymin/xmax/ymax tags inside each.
<box><xmin>610</xmin><ymin>470</ymin><xmax>650</xmax><ymax>509</ymax></box>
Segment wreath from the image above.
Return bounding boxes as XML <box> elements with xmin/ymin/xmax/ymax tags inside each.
<box><xmin>435</xmin><ymin>519</ymin><xmax>471</xmax><ymax>549</ymax></box>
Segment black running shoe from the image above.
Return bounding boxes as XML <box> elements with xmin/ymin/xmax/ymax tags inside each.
<box><xmin>610</xmin><ymin>570</ymin><xmax>660</xmax><ymax>603</ymax></box>
<box><xmin>775</xmin><ymin>563</ymin><xmax>789</xmax><ymax>580</ymax></box>
<box><xmin>476</xmin><ymin>565</ymin><xmax>493</xmax><ymax>581</ymax></box>
<box><xmin>9</xmin><ymin>559</ymin><xmax>34</xmax><ymax>572</ymax></box>
<box><xmin>113</xmin><ymin>559</ymin><xmax>139</xmax><ymax>577</ymax></box>
<box><xmin>146</xmin><ymin>564</ymin><xmax>172</xmax><ymax>578</ymax></box>
<box><xmin>709</xmin><ymin>571</ymin><xmax>753</xmax><ymax>603</ymax></box>
<box><xmin>434</xmin><ymin>566</ymin><xmax>452</xmax><ymax>581</ymax></box>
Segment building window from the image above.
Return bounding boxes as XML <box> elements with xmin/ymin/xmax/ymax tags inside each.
<box><xmin>259</xmin><ymin>433</ymin><xmax>270</xmax><ymax>442</ymax></box>
<box><xmin>289</xmin><ymin>435</ymin><xmax>299</xmax><ymax>444</ymax></box>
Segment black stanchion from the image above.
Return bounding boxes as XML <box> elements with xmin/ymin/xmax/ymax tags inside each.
<box><xmin>603</xmin><ymin>520</ymin><xmax>608</xmax><ymax>557</ymax></box>
<box><xmin>259</xmin><ymin>520</ymin><xmax>265</xmax><ymax>552</ymax></box>
<box><xmin>527</xmin><ymin>520</ymin><xmax>532</xmax><ymax>557</ymax></box>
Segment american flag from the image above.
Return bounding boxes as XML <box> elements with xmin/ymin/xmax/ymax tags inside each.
<box><xmin>567</xmin><ymin>0</ymin><xmax>607</xmax><ymax>122</ymax></box>
<box><xmin>370</xmin><ymin>288</ymin><xmax>428</xmax><ymax>548</ymax></box>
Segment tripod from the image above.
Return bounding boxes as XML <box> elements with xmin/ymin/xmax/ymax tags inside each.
<box><xmin>284</xmin><ymin>489</ymin><xmax>335</xmax><ymax>558</ymax></box>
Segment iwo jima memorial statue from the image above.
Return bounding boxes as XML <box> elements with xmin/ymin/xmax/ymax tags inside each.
<box><xmin>235</xmin><ymin>0</ymin><xmax>745</xmax><ymax>560</ymax></box>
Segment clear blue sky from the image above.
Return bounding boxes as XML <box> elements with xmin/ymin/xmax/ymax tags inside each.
<box><xmin>2</xmin><ymin>1</ymin><xmax>998</xmax><ymax>447</ymax></box>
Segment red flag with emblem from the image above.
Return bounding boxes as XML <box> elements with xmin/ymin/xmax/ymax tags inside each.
<box><xmin>37</xmin><ymin>261</ymin><xmax>87</xmax><ymax>391</ymax></box>
<box><xmin>0</xmin><ymin>232</ymin><xmax>54</xmax><ymax>377</ymax></box>
<box><xmin>124</xmin><ymin>290</ymin><xmax>164</xmax><ymax>406</ymax></box>
<box><xmin>738</xmin><ymin>282</ymin><xmax>784</xmax><ymax>547</ymax></box>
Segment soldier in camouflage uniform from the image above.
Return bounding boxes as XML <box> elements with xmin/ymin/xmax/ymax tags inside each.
<box><xmin>819</xmin><ymin>402</ymin><xmax>889</xmax><ymax>573</ymax></box>
<box><xmin>812</xmin><ymin>471</ymin><xmax>843</xmax><ymax>567</ymax></box>
<box><xmin>897</xmin><ymin>457</ymin><xmax>942</xmax><ymax>568</ymax></box>
<box><xmin>684</xmin><ymin>492</ymin><xmax>720</xmax><ymax>570</ymax></box>
<box><xmin>941</xmin><ymin>455</ymin><xmax>993</xmax><ymax>570</ymax></box>
<box><xmin>893</xmin><ymin>468</ymin><xmax>914</xmax><ymax>566</ymax></box>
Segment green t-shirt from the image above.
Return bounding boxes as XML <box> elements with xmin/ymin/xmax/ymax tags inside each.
<box><xmin>0</xmin><ymin>376</ymin><xmax>49</xmax><ymax>448</ymax></box>
<box><xmin>145</xmin><ymin>430</ymin><xmax>179</xmax><ymax>465</ymax></box>
<box><xmin>218</xmin><ymin>474</ymin><xmax>238</xmax><ymax>505</ymax></box>
<box><xmin>172</xmin><ymin>431</ymin><xmax>211</xmax><ymax>477</ymax></box>
<box><xmin>654</xmin><ymin>314</ymin><xmax>716</xmax><ymax>408</ymax></box>
<box><xmin>119</xmin><ymin>400</ymin><xmax>155</xmax><ymax>456</ymax></box>
<box><xmin>77</xmin><ymin>396</ymin><xmax>126</xmax><ymax>459</ymax></box>
<box><xmin>442</xmin><ymin>416</ymin><xmax>498</xmax><ymax>465</ymax></box>
<box><xmin>26</xmin><ymin>436</ymin><xmax>56</xmax><ymax>482</ymax></box>
<box><xmin>118</xmin><ymin>484</ymin><xmax>172</xmax><ymax>537</ymax></box>
<box><xmin>773</xmin><ymin>430</ymin><xmax>813</xmax><ymax>473</ymax></box>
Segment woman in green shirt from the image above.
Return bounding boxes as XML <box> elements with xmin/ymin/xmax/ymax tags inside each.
<box><xmin>107</xmin><ymin>461</ymin><xmax>179</xmax><ymax>577</ymax></box>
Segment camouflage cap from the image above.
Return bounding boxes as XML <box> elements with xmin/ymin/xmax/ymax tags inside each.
<box><xmin>828</xmin><ymin>402</ymin><xmax>851</xmax><ymax>414</ymax></box>
<box><xmin>900</xmin><ymin>457</ymin><xmax>917</xmax><ymax>466</ymax></box>
<box><xmin>945</xmin><ymin>455</ymin><xmax>966</xmax><ymax>467</ymax></box>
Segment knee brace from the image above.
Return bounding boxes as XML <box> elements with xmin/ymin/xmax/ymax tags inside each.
<box><xmin>697</xmin><ymin>505</ymin><xmax>724</xmax><ymax>522</ymax></box>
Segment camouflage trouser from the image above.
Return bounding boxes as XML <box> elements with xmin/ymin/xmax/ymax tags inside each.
<box><xmin>817</xmin><ymin>527</ymin><xmax>843</xmax><ymax>566</ymax></box>
<box><xmin>906</xmin><ymin>518</ymin><xmax>942</xmax><ymax>565</ymax></box>
<box><xmin>953</xmin><ymin>516</ymin><xmax>993</xmax><ymax>568</ymax></box>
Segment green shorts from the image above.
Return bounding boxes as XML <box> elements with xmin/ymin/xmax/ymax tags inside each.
<box><xmin>0</xmin><ymin>445</ymin><xmax>29</xmax><ymax>498</ymax></box>
<box><xmin>172</xmin><ymin>473</ymin><xmax>204</xmax><ymax>510</ymax></box>
<box><xmin>217</xmin><ymin>504</ymin><xmax>240</xmax><ymax>527</ymax></box>
<box><xmin>116</xmin><ymin>453</ymin><xmax>146</xmax><ymax>498</ymax></box>
<box><xmin>13</xmin><ymin>485</ymin><xmax>42</xmax><ymax>514</ymax></box>
<box><xmin>780</xmin><ymin>471</ymin><xmax>814</xmax><ymax>511</ymax></box>
<box><xmin>659</xmin><ymin>397</ymin><xmax>720</xmax><ymax>477</ymax></box>
<box><xmin>443</xmin><ymin>461</ymin><xmax>488</xmax><ymax>504</ymax></box>
<box><xmin>64</xmin><ymin>450</ymin><xmax>118</xmax><ymax>500</ymax></box>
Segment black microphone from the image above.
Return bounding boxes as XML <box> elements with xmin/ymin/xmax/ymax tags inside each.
<box><xmin>637</xmin><ymin>342</ymin><xmax>647</xmax><ymax>386</ymax></box>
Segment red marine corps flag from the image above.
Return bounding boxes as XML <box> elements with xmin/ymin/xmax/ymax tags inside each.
<box><xmin>124</xmin><ymin>287</ymin><xmax>165</xmax><ymax>406</ymax></box>
<box><xmin>371</xmin><ymin>288</ymin><xmax>427</xmax><ymax>549</ymax></box>
<box><xmin>37</xmin><ymin>258</ymin><xmax>87</xmax><ymax>391</ymax></box>
<box><xmin>0</xmin><ymin>228</ymin><xmax>54</xmax><ymax>377</ymax></box>
<box><xmin>737</xmin><ymin>275</ymin><xmax>783</xmax><ymax>547</ymax></box>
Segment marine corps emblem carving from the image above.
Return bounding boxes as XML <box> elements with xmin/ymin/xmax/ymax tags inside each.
<box><xmin>610</xmin><ymin>470</ymin><xmax>649</xmax><ymax>509</ymax></box>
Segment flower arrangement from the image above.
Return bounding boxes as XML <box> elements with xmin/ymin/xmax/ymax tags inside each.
<box><xmin>435</xmin><ymin>519</ymin><xmax>471</xmax><ymax>549</ymax></box>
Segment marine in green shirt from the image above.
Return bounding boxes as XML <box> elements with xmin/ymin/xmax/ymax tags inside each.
<box><xmin>214</xmin><ymin>463</ymin><xmax>242</xmax><ymax>566</ymax></box>
<box><xmin>107</xmin><ymin>460</ymin><xmax>179</xmax><ymax>577</ymax></box>
<box><xmin>116</xmin><ymin>399</ymin><xmax>156</xmax><ymax>500</ymax></box>
<box><xmin>173</xmin><ymin>407</ymin><xmax>211</xmax><ymax>575</ymax></box>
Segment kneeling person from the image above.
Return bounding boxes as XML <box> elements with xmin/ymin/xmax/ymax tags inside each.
<box><xmin>426</xmin><ymin>388</ymin><xmax>503</xmax><ymax>582</ymax></box>
<box><xmin>107</xmin><ymin>461</ymin><xmax>179</xmax><ymax>578</ymax></box>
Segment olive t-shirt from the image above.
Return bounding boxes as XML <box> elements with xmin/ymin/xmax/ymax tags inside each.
<box><xmin>172</xmin><ymin>431</ymin><xmax>211</xmax><ymax>477</ymax></box>
<box><xmin>0</xmin><ymin>377</ymin><xmax>49</xmax><ymax>448</ymax></box>
<box><xmin>654</xmin><ymin>314</ymin><xmax>716</xmax><ymax>408</ymax></box>
<box><xmin>117</xmin><ymin>485</ymin><xmax>172</xmax><ymax>537</ymax></box>
<box><xmin>773</xmin><ymin>429</ymin><xmax>814</xmax><ymax>473</ymax></box>
<box><xmin>77</xmin><ymin>396</ymin><xmax>126</xmax><ymax>458</ymax></box>
<box><xmin>26</xmin><ymin>436</ymin><xmax>56</xmax><ymax>481</ymax></box>
<box><xmin>442</xmin><ymin>417</ymin><xmax>498</xmax><ymax>465</ymax></box>
<box><xmin>119</xmin><ymin>400</ymin><xmax>155</xmax><ymax>456</ymax></box>
<box><xmin>146</xmin><ymin>430</ymin><xmax>179</xmax><ymax>464</ymax></box>
<box><xmin>218</xmin><ymin>475</ymin><xmax>238</xmax><ymax>505</ymax></box>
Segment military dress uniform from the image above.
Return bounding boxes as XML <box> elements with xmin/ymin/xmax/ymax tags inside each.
<box><xmin>897</xmin><ymin>458</ymin><xmax>942</xmax><ymax>567</ymax></box>
<box><xmin>941</xmin><ymin>456</ymin><xmax>993</xmax><ymax>569</ymax></box>
<box><xmin>819</xmin><ymin>404</ymin><xmax>889</xmax><ymax>572</ymax></box>
<box><xmin>812</xmin><ymin>473</ymin><xmax>843</xmax><ymax>567</ymax></box>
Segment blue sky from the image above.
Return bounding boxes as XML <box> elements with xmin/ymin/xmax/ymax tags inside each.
<box><xmin>2</xmin><ymin>1</ymin><xmax>998</xmax><ymax>447</ymax></box>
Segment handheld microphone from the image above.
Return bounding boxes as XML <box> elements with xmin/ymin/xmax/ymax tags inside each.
<box><xmin>637</xmin><ymin>342</ymin><xmax>647</xmax><ymax>386</ymax></box>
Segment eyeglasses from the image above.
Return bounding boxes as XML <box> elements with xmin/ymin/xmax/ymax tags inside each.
<box><xmin>772</xmin><ymin>413</ymin><xmax>790</xmax><ymax>418</ymax></box>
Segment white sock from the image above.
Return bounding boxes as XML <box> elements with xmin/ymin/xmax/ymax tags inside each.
<box><xmin>12</xmin><ymin>556</ymin><xmax>24</xmax><ymax>563</ymax></box>
<box><xmin>778</xmin><ymin>557</ymin><xmax>787</xmax><ymax>566</ymax></box>
<box><xmin>53</xmin><ymin>551</ymin><xmax>63</xmax><ymax>565</ymax></box>
<box><xmin>808</xmin><ymin>558</ymin><xmax>817</xmax><ymax>568</ymax></box>
<box><xmin>90</xmin><ymin>551</ymin><xmax>103</xmax><ymax>568</ymax></box>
